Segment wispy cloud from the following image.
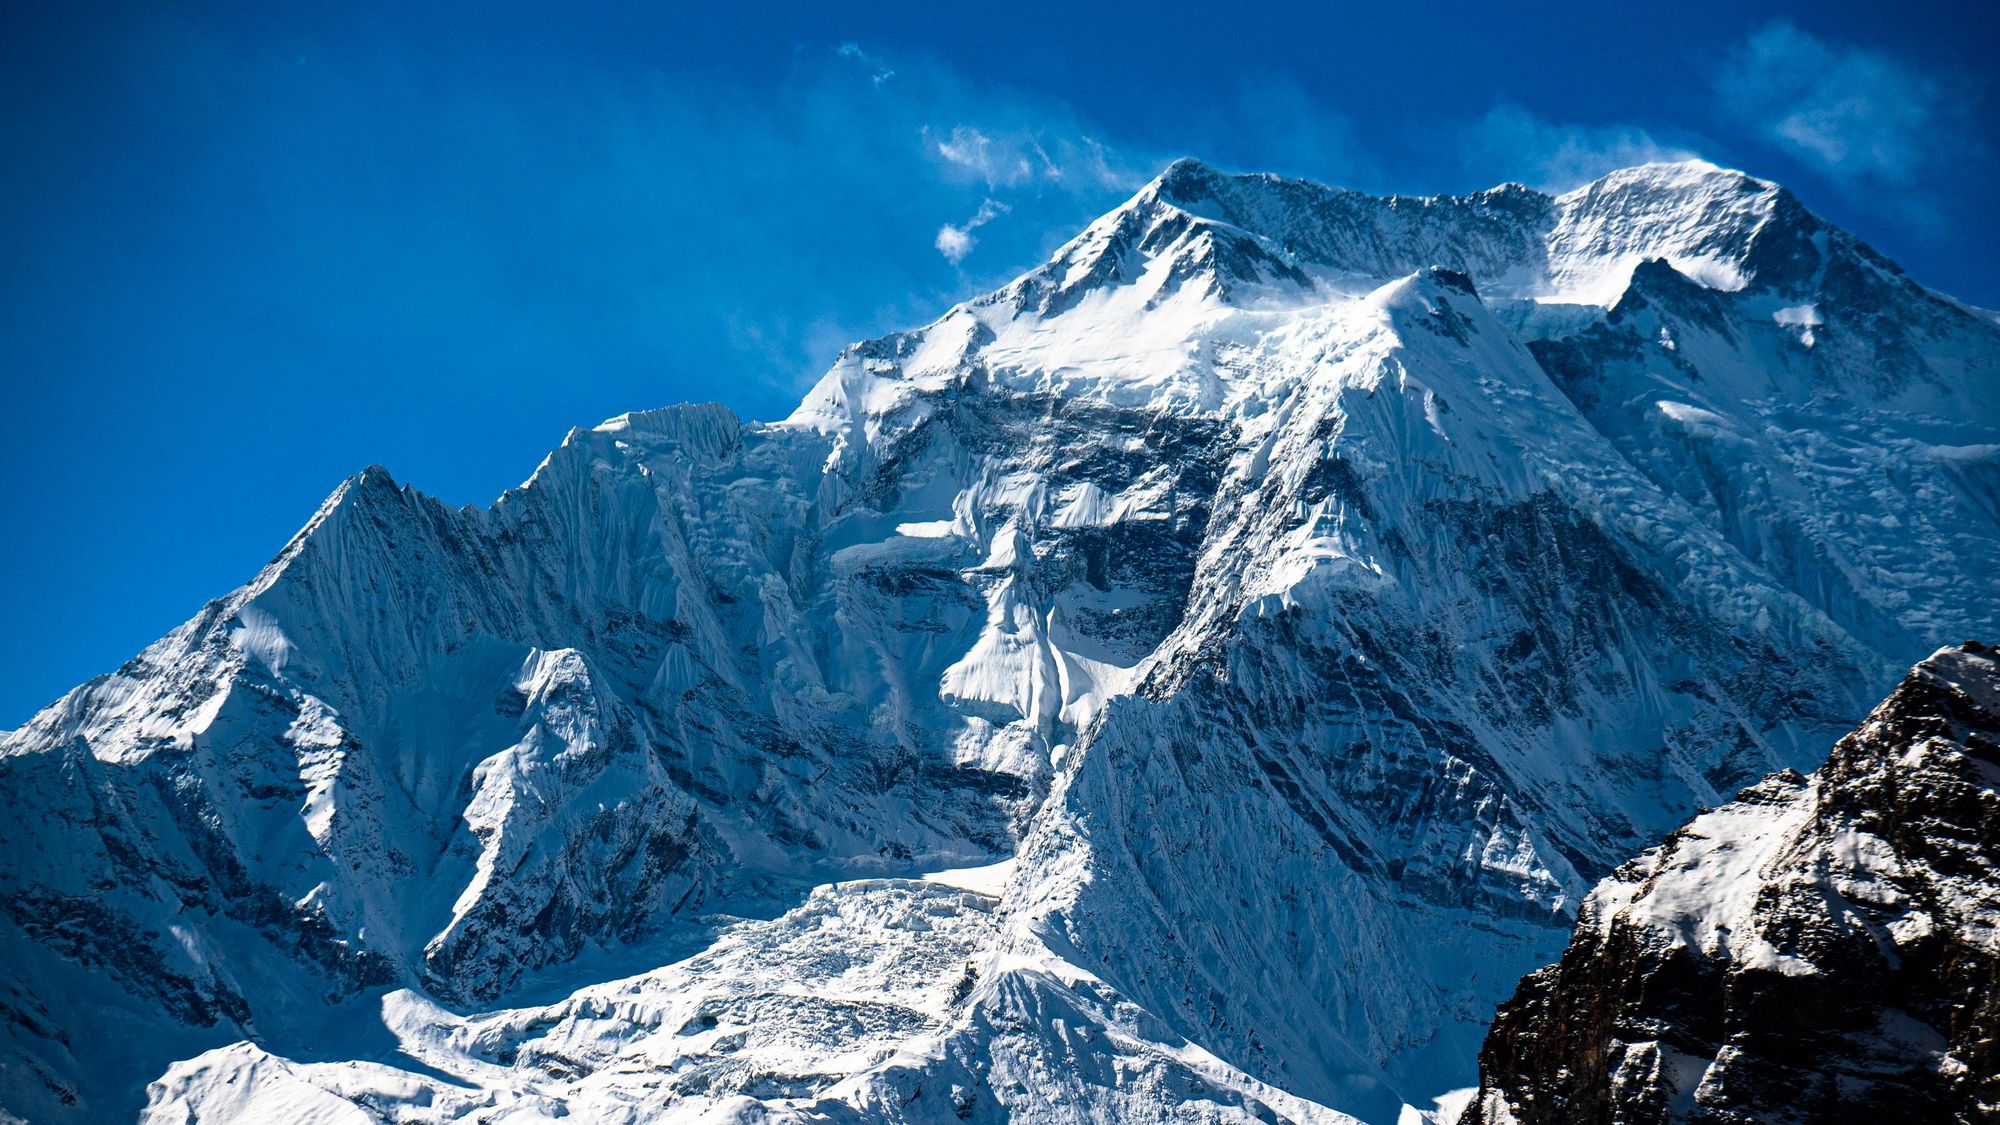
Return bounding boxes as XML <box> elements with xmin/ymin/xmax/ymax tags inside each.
<box><xmin>1714</xmin><ymin>22</ymin><xmax>1968</xmax><ymax>185</ymax></box>
<box><xmin>929</xmin><ymin>125</ymin><xmax>1046</xmax><ymax>187</ymax></box>
<box><xmin>935</xmin><ymin>198</ymin><xmax>1010</xmax><ymax>263</ymax></box>
<box><xmin>1223</xmin><ymin>76</ymin><xmax>1383</xmax><ymax>188</ymax></box>
<box><xmin>834</xmin><ymin>42</ymin><xmax>895</xmax><ymax>86</ymax></box>
<box><xmin>924</xmin><ymin>123</ymin><xmax>1134</xmax><ymax>192</ymax></box>
<box><xmin>1461</xmin><ymin>105</ymin><xmax>1703</xmax><ymax>191</ymax></box>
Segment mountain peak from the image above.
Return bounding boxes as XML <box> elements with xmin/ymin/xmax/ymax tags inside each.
<box><xmin>1569</xmin><ymin>157</ymin><xmax>1773</xmax><ymax>195</ymax></box>
<box><xmin>9</xmin><ymin>144</ymin><xmax>1997</xmax><ymax>1125</ymax></box>
<box><xmin>1554</xmin><ymin>157</ymin><xmax>1789</xmax><ymax>242</ymax></box>
<box><xmin>1007</xmin><ymin>156</ymin><xmax>1857</xmax><ymax>315</ymax></box>
<box><xmin>1153</xmin><ymin>154</ymin><xmax>1225</xmax><ymax>187</ymax></box>
<box><xmin>1544</xmin><ymin>158</ymin><xmax>1815</xmax><ymax>301</ymax></box>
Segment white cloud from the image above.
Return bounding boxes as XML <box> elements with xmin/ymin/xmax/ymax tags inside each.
<box><xmin>935</xmin><ymin>198</ymin><xmax>1010</xmax><ymax>263</ymax></box>
<box><xmin>933</xmin><ymin>224</ymin><xmax>975</xmax><ymax>262</ymax></box>
<box><xmin>828</xmin><ymin>44</ymin><xmax>1146</xmax><ymax>265</ymax></box>
<box><xmin>926</xmin><ymin>124</ymin><xmax>1135</xmax><ymax>192</ymax></box>
<box><xmin>932</xmin><ymin>125</ymin><xmax>1040</xmax><ymax>187</ymax></box>
<box><xmin>834</xmin><ymin>42</ymin><xmax>894</xmax><ymax>85</ymax></box>
<box><xmin>1464</xmin><ymin>105</ymin><xmax>1703</xmax><ymax>191</ymax></box>
<box><xmin>1715</xmin><ymin>22</ymin><xmax>1959</xmax><ymax>184</ymax></box>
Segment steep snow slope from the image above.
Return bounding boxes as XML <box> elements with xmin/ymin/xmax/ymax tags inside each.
<box><xmin>0</xmin><ymin>404</ymin><xmax>1072</xmax><ymax>1119</ymax></box>
<box><xmin>2</xmin><ymin>159</ymin><xmax>1995</xmax><ymax>1124</ymax></box>
<box><xmin>1470</xmin><ymin>643</ymin><xmax>2000</xmax><ymax>1123</ymax></box>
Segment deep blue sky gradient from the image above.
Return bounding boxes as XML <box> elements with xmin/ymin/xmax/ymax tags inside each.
<box><xmin>4</xmin><ymin>0</ymin><xmax>1996</xmax><ymax>724</ymax></box>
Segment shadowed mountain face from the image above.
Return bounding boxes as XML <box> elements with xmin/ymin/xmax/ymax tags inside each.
<box><xmin>4</xmin><ymin>159</ymin><xmax>1996</xmax><ymax>1125</ymax></box>
<box><xmin>1471</xmin><ymin>643</ymin><xmax>2000</xmax><ymax>1124</ymax></box>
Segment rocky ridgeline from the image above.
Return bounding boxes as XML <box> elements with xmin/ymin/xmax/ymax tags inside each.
<box><xmin>1473</xmin><ymin>643</ymin><xmax>2000</xmax><ymax>1123</ymax></box>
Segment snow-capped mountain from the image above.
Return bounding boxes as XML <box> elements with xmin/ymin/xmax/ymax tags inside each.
<box><xmin>1470</xmin><ymin>642</ymin><xmax>2000</xmax><ymax>1123</ymax></box>
<box><xmin>3</xmin><ymin>158</ymin><xmax>1995</xmax><ymax>1124</ymax></box>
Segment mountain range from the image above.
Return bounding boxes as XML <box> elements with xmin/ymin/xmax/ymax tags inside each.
<box><xmin>3</xmin><ymin>157</ymin><xmax>1996</xmax><ymax>1124</ymax></box>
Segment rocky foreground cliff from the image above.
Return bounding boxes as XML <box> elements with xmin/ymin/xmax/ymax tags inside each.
<box><xmin>1472</xmin><ymin>643</ymin><xmax>2000</xmax><ymax>1123</ymax></box>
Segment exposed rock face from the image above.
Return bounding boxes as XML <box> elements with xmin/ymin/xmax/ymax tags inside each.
<box><xmin>1471</xmin><ymin>643</ymin><xmax>2000</xmax><ymax>1124</ymax></box>
<box><xmin>2</xmin><ymin>158</ymin><xmax>1996</xmax><ymax>1124</ymax></box>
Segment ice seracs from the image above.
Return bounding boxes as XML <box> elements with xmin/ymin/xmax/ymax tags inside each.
<box><xmin>2</xmin><ymin>157</ymin><xmax>1995</xmax><ymax>1125</ymax></box>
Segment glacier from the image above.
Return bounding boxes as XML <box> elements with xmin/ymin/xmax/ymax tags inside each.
<box><xmin>1</xmin><ymin>157</ymin><xmax>1996</xmax><ymax>1124</ymax></box>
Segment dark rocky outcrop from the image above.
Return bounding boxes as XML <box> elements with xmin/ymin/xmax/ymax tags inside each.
<box><xmin>1470</xmin><ymin>642</ymin><xmax>2000</xmax><ymax>1124</ymax></box>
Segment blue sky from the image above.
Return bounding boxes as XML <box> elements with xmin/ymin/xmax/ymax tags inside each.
<box><xmin>3</xmin><ymin>0</ymin><xmax>1996</xmax><ymax>725</ymax></box>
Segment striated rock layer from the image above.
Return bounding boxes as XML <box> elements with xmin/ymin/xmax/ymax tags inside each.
<box><xmin>1471</xmin><ymin>643</ymin><xmax>2000</xmax><ymax>1123</ymax></box>
<box><xmin>2</xmin><ymin>158</ymin><xmax>1996</xmax><ymax>1123</ymax></box>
